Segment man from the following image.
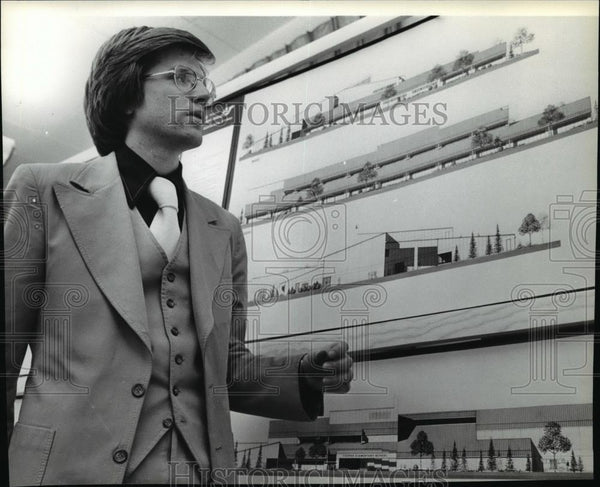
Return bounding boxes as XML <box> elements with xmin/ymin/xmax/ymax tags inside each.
<box><xmin>4</xmin><ymin>26</ymin><xmax>353</xmax><ymax>485</ymax></box>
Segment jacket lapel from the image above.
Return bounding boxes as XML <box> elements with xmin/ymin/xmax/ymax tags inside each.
<box><xmin>53</xmin><ymin>154</ymin><xmax>151</xmax><ymax>352</ymax></box>
<box><xmin>186</xmin><ymin>190</ymin><xmax>231</xmax><ymax>348</ymax></box>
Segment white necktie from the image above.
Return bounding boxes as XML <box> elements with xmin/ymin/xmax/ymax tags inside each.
<box><xmin>148</xmin><ymin>176</ymin><xmax>180</xmax><ymax>260</ymax></box>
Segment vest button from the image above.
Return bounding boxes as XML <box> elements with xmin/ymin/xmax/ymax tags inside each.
<box><xmin>131</xmin><ymin>383</ymin><xmax>145</xmax><ymax>398</ymax></box>
<box><xmin>171</xmin><ymin>327</ymin><xmax>179</xmax><ymax>336</ymax></box>
<box><xmin>167</xmin><ymin>299</ymin><xmax>175</xmax><ymax>308</ymax></box>
<box><xmin>175</xmin><ymin>354</ymin><xmax>184</xmax><ymax>365</ymax></box>
<box><xmin>113</xmin><ymin>449</ymin><xmax>128</xmax><ymax>464</ymax></box>
<box><xmin>162</xmin><ymin>418</ymin><xmax>173</xmax><ymax>428</ymax></box>
<box><xmin>167</xmin><ymin>273</ymin><xmax>176</xmax><ymax>282</ymax></box>
<box><xmin>172</xmin><ymin>386</ymin><xmax>180</xmax><ymax>396</ymax></box>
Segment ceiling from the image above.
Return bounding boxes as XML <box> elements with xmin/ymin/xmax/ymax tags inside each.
<box><xmin>2</xmin><ymin>12</ymin><xmax>292</xmax><ymax>178</ymax></box>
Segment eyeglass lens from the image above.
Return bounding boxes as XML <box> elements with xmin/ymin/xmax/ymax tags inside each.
<box><xmin>171</xmin><ymin>65</ymin><xmax>215</xmax><ymax>103</ymax></box>
<box><xmin>174</xmin><ymin>67</ymin><xmax>198</xmax><ymax>92</ymax></box>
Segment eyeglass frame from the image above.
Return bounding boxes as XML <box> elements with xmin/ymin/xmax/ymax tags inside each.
<box><xmin>144</xmin><ymin>64</ymin><xmax>216</xmax><ymax>104</ymax></box>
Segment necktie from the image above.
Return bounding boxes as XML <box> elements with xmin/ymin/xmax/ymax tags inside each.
<box><xmin>148</xmin><ymin>176</ymin><xmax>180</xmax><ymax>260</ymax></box>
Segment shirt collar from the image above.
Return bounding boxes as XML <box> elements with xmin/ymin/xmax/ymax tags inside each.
<box><xmin>115</xmin><ymin>145</ymin><xmax>185</xmax><ymax>208</ymax></box>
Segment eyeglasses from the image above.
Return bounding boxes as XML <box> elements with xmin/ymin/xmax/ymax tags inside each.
<box><xmin>144</xmin><ymin>64</ymin><xmax>216</xmax><ymax>105</ymax></box>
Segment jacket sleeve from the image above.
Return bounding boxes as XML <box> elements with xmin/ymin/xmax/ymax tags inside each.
<box><xmin>3</xmin><ymin>165</ymin><xmax>47</xmax><ymax>440</ymax></box>
<box><xmin>226</xmin><ymin>219</ymin><xmax>323</xmax><ymax>421</ymax></box>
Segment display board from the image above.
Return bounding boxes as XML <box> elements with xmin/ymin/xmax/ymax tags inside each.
<box><xmin>222</xmin><ymin>16</ymin><xmax>597</xmax><ymax>479</ymax></box>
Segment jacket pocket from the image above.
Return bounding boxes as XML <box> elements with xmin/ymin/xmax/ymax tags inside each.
<box><xmin>9</xmin><ymin>422</ymin><xmax>55</xmax><ymax>486</ymax></box>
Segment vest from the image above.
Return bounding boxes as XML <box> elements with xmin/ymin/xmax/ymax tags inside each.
<box><xmin>125</xmin><ymin>208</ymin><xmax>211</xmax><ymax>480</ymax></box>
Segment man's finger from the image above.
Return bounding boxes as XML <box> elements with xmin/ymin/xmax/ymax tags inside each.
<box><xmin>326</xmin><ymin>341</ymin><xmax>349</xmax><ymax>359</ymax></box>
<box><xmin>323</xmin><ymin>356</ymin><xmax>353</xmax><ymax>372</ymax></box>
<box><xmin>323</xmin><ymin>368</ymin><xmax>354</xmax><ymax>386</ymax></box>
<box><xmin>323</xmin><ymin>377</ymin><xmax>352</xmax><ymax>393</ymax></box>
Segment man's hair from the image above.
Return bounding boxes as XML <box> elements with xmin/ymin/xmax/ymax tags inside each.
<box><xmin>84</xmin><ymin>26</ymin><xmax>214</xmax><ymax>156</ymax></box>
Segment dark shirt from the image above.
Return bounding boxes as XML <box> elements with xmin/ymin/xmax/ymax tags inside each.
<box><xmin>115</xmin><ymin>145</ymin><xmax>186</xmax><ymax>229</ymax></box>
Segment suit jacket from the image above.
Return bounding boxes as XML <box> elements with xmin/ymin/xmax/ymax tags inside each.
<box><xmin>4</xmin><ymin>154</ymin><xmax>319</xmax><ymax>486</ymax></box>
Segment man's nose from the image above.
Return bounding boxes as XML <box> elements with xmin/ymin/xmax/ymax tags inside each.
<box><xmin>190</xmin><ymin>82</ymin><xmax>213</xmax><ymax>105</ymax></box>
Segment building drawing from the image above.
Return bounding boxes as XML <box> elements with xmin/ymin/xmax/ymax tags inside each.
<box><xmin>230</xmin><ymin>17</ymin><xmax>596</xmax><ymax>481</ymax></box>
<box><xmin>249</xmin><ymin>404</ymin><xmax>592</xmax><ymax>473</ymax></box>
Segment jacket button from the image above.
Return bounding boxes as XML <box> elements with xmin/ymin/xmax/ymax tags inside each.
<box><xmin>175</xmin><ymin>354</ymin><xmax>184</xmax><ymax>365</ymax></box>
<box><xmin>167</xmin><ymin>299</ymin><xmax>175</xmax><ymax>308</ymax></box>
<box><xmin>167</xmin><ymin>273</ymin><xmax>176</xmax><ymax>282</ymax></box>
<box><xmin>131</xmin><ymin>384</ymin><xmax>145</xmax><ymax>398</ymax></box>
<box><xmin>171</xmin><ymin>327</ymin><xmax>179</xmax><ymax>336</ymax></box>
<box><xmin>113</xmin><ymin>449</ymin><xmax>128</xmax><ymax>464</ymax></box>
<box><xmin>172</xmin><ymin>386</ymin><xmax>180</xmax><ymax>396</ymax></box>
<box><xmin>163</xmin><ymin>418</ymin><xmax>173</xmax><ymax>428</ymax></box>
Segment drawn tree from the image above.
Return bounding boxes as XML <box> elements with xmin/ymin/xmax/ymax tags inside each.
<box><xmin>234</xmin><ymin>441</ymin><xmax>239</xmax><ymax>466</ymax></box>
<box><xmin>410</xmin><ymin>430</ymin><xmax>434</xmax><ymax>469</ymax></box>
<box><xmin>357</xmin><ymin>161</ymin><xmax>378</xmax><ymax>188</ymax></box>
<box><xmin>450</xmin><ymin>441</ymin><xmax>459</xmax><ymax>471</ymax></box>
<box><xmin>255</xmin><ymin>444</ymin><xmax>263</xmax><ymax>469</ymax></box>
<box><xmin>461</xmin><ymin>448</ymin><xmax>468</xmax><ymax>472</ymax></box>
<box><xmin>538</xmin><ymin>421</ymin><xmax>572</xmax><ymax>472</ymax></box>
<box><xmin>538</xmin><ymin>104</ymin><xmax>565</xmax><ymax>134</ymax></box>
<box><xmin>506</xmin><ymin>446</ymin><xmax>515</xmax><ymax>472</ymax></box>
<box><xmin>454</xmin><ymin>245</ymin><xmax>460</xmax><ymax>262</ymax></box>
<box><xmin>294</xmin><ymin>447</ymin><xmax>306</xmax><ymax>469</ymax></box>
<box><xmin>570</xmin><ymin>450</ymin><xmax>577</xmax><ymax>472</ymax></box>
<box><xmin>453</xmin><ymin>50</ymin><xmax>475</xmax><ymax>74</ymax></box>
<box><xmin>525</xmin><ymin>454</ymin><xmax>531</xmax><ymax>472</ymax></box>
<box><xmin>286</xmin><ymin>125</ymin><xmax>291</xmax><ymax>141</ymax></box>
<box><xmin>430</xmin><ymin>452</ymin><xmax>436</xmax><ymax>470</ymax></box>
<box><xmin>539</xmin><ymin>213</ymin><xmax>550</xmax><ymax>243</ymax></box>
<box><xmin>381</xmin><ymin>84</ymin><xmax>398</xmax><ymax>100</ymax></box>
<box><xmin>279</xmin><ymin>127</ymin><xmax>284</xmax><ymax>145</ymax></box>
<box><xmin>487</xmin><ymin>439</ymin><xmax>497</xmax><ymax>471</ymax></box>
<box><xmin>494</xmin><ymin>224</ymin><xmax>503</xmax><ymax>253</ymax></box>
<box><xmin>241</xmin><ymin>451</ymin><xmax>247</xmax><ymax>470</ymax></box>
<box><xmin>307</xmin><ymin>177</ymin><xmax>324</xmax><ymax>201</ymax></box>
<box><xmin>512</xmin><ymin>27</ymin><xmax>534</xmax><ymax>54</ymax></box>
<box><xmin>485</xmin><ymin>235</ymin><xmax>493</xmax><ymax>255</ymax></box>
<box><xmin>263</xmin><ymin>131</ymin><xmax>269</xmax><ymax>149</ymax></box>
<box><xmin>242</xmin><ymin>134</ymin><xmax>254</xmax><ymax>150</ymax></box>
<box><xmin>471</xmin><ymin>127</ymin><xmax>493</xmax><ymax>154</ymax></box>
<box><xmin>308</xmin><ymin>441</ymin><xmax>327</xmax><ymax>458</ymax></box>
<box><xmin>428</xmin><ymin>64</ymin><xmax>447</xmax><ymax>83</ymax></box>
<box><xmin>478</xmin><ymin>451</ymin><xmax>485</xmax><ymax>471</ymax></box>
<box><xmin>493</xmin><ymin>136</ymin><xmax>503</xmax><ymax>151</ymax></box>
<box><xmin>518</xmin><ymin>213</ymin><xmax>542</xmax><ymax>246</ymax></box>
<box><xmin>441</xmin><ymin>450</ymin><xmax>447</xmax><ymax>472</ymax></box>
<box><xmin>469</xmin><ymin>233</ymin><xmax>477</xmax><ymax>258</ymax></box>
<box><xmin>578</xmin><ymin>456</ymin><xmax>584</xmax><ymax>472</ymax></box>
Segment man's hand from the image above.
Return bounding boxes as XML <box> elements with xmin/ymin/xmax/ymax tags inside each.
<box><xmin>300</xmin><ymin>342</ymin><xmax>353</xmax><ymax>393</ymax></box>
